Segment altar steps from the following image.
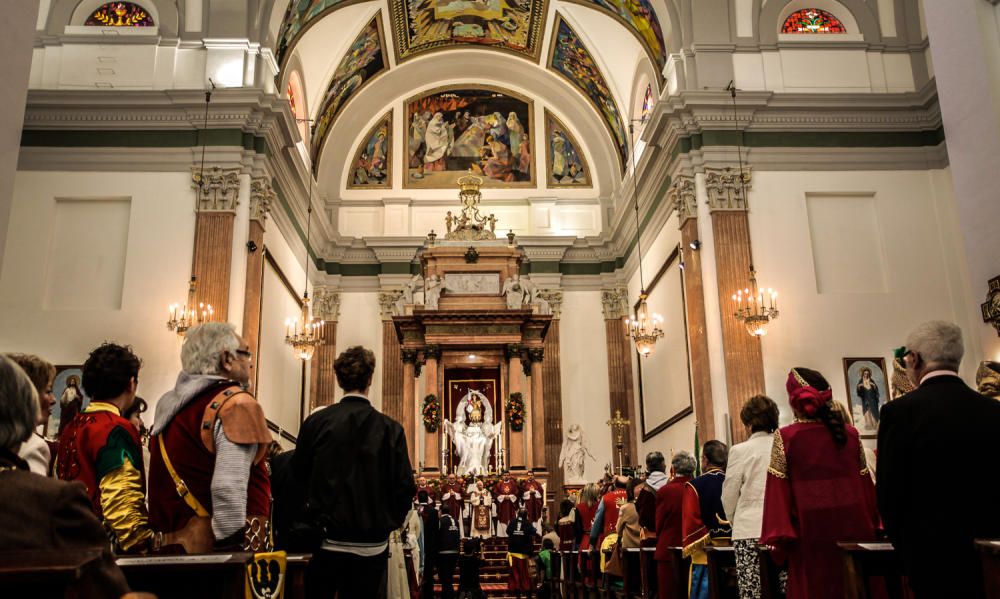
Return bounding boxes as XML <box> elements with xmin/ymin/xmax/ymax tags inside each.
<box><xmin>429</xmin><ymin>536</ymin><xmax>541</xmax><ymax>598</ymax></box>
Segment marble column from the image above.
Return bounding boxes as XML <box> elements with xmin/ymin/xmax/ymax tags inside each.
<box><xmin>401</xmin><ymin>348</ymin><xmax>418</xmax><ymax>467</ymax></box>
<box><xmin>379</xmin><ymin>291</ymin><xmax>404</xmax><ymax>423</ymax></box>
<box><xmin>192</xmin><ymin>167</ymin><xmax>241</xmax><ymax>320</ymax></box>
<box><xmin>670</xmin><ymin>176</ymin><xmax>715</xmax><ymax>441</ymax></box>
<box><xmin>706</xmin><ymin>168</ymin><xmax>765</xmax><ymax>445</ymax></box>
<box><xmin>423</xmin><ymin>344</ymin><xmax>441</xmax><ymax>472</ymax></box>
<box><xmin>527</xmin><ymin>347</ymin><xmax>546</xmax><ymax>471</ymax></box>
<box><xmin>602</xmin><ymin>288</ymin><xmax>638</xmax><ymax>467</ymax></box>
<box><xmin>505</xmin><ymin>343</ymin><xmax>526</xmax><ymax>471</ymax></box>
<box><xmin>540</xmin><ymin>291</ymin><xmax>564</xmax><ymax>499</ymax></box>
<box><xmin>308</xmin><ymin>287</ymin><xmax>340</xmax><ymax>411</ymax></box>
<box><xmin>241</xmin><ymin>177</ymin><xmax>273</xmax><ymax>377</ymax></box>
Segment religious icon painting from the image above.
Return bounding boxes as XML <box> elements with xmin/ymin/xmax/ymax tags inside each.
<box><xmin>404</xmin><ymin>85</ymin><xmax>535</xmax><ymax>189</ymax></box>
<box><xmin>560</xmin><ymin>0</ymin><xmax>667</xmax><ymax>77</ymax></box>
<box><xmin>843</xmin><ymin>357</ymin><xmax>889</xmax><ymax>439</ymax></box>
<box><xmin>547</xmin><ymin>14</ymin><xmax>628</xmax><ymax>174</ymax></box>
<box><xmin>45</xmin><ymin>366</ymin><xmax>90</xmax><ymax>440</ymax></box>
<box><xmin>275</xmin><ymin>0</ymin><xmax>367</xmax><ymax>67</ymax></box>
<box><xmin>388</xmin><ymin>0</ymin><xmax>548</xmax><ymax>63</ymax></box>
<box><xmin>310</xmin><ymin>14</ymin><xmax>389</xmax><ymax>169</ymax></box>
<box><xmin>544</xmin><ymin>109</ymin><xmax>591</xmax><ymax>188</ymax></box>
<box><xmin>347</xmin><ymin>111</ymin><xmax>392</xmax><ymax>189</ymax></box>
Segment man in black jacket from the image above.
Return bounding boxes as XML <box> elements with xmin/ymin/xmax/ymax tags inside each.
<box><xmin>438</xmin><ymin>505</ymin><xmax>461</xmax><ymax>599</ymax></box>
<box><xmin>292</xmin><ymin>346</ymin><xmax>416</xmax><ymax>599</ymax></box>
<box><xmin>877</xmin><ymin>321</ymin><xmax>1000</xmax><ymax>599</ymax></box>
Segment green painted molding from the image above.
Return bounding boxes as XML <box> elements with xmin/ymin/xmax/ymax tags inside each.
<box><xmin>21</xmin><ymin>129</ymin><xmax>269</xmax><ymax>152</ymax></box>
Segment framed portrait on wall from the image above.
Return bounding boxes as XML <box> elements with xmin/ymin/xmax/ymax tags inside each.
<box><xmin>843</xmin><ymin>357</ymin><xmax>889</xmax><ymax>439</ymax></box>
<box><xmin>45</xmin><ymin>365</ymin><xmax>90</xmax><ymax>439</ymax></box>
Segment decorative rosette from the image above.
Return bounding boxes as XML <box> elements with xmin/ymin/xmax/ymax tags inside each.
<box><xmin>505</xmin><ymin>392</ymin><xmax>525</xmax><ymax>432</ymax></box>
<box><xmin>422</xmin><ymin>394</ymin><xmax>441</xmax><ymax>432</ymax></box>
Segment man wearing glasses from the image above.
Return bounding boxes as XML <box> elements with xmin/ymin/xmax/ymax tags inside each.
<box><xmin>148</xmin><ymin>322</ymin><xmax>273</xmax><ymax>554</ymax></box>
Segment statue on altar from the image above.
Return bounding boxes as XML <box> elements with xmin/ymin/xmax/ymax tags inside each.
<box><xmin>443</xmin><ymin>390</ymin><xmax>503</xmax><ymax>476</ymax></box>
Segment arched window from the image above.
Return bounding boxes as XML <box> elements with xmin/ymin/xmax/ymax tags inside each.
<box><xmin>85</xmin><ymin>2</ymin><xmax>155</xmax><ymax>27</ymax></box>
<box><xmin>287</xmin><ymin>82</ymin><xmax>299</xmax><ymax>120</ymax></box>
<box><xmin>641</xmin><ymin>85</ymin><xmax>654</xmax><ymax>122</ymax></box>
<box><xmin>781</xmin><ymin>9</ymin><xmax>846</xmax><ymax>33</ymax></box>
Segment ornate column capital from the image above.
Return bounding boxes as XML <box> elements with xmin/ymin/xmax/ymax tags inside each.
<box><xmin>538</xmin><ymin>289</ymin><xmax>563</xmax><ymax>319</ymax></box>
<box><xmin>526</xmin><ymin>347</ymin><xmax>544</xmax><ymax>363</ymax></box>
<box><xmin>312</xmin><ymin>287</ymin><xmax>341</xmax><ymax>322</ymax></box>
<box><xmin>424</xmin><ymin>344</ymin><xmax>442</xmax><ymax>361</ymax></box>
<box><xmin>192</xmin><ymin>166</ymin><xmax>241</xmax><ymax>213</ymax></box>
<box><xmin>249</xmin><ymin>177</ymin><xmax>275</xmax><ymax>223</ymax></box>
<box><xmin>378</xmin><ymin>290</ymin><xmax>401</xmax><ymax>320</ymax></box>
<box><xmin>704</xmin><ymin>167</ymin><xmax>751</xmax><ymax>212</ymax></box>
<box><xmin>401</xmin><ymin>348</ymin><xmax>419</xmax><ymax>364</ymax></box>
<box><xmin>601</xmin><ymin>287</ymin><xmax>629</xmax><ymax>320</ymax></box>
<box><xmin>668</xmin><ymin>174</ymin><xmax>698</xmax><ymax>226</ymax></box>
<box><xmin>505</xmin><ymin>343</ymin><xmax>522</xmax><ymax>362</ymax></box>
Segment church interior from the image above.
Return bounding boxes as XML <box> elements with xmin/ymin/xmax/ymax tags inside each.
<box><xmin>1</xmin><ymin>0</ymin><xmax>1000</xmax><ymax>597</ymax></box>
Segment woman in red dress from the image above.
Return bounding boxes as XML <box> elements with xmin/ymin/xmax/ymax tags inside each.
<box><xmin>761</xmin><ymin>368</ymin><xmax>881</xmax><ymax>599</ymax></box>
<box><xmin>575</xmin><ymin>483</ymin><xmax>600</xmax><ymax>585</ymax></box>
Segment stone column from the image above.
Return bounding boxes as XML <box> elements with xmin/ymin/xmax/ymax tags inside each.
<box><xmin>670</xmin><ymin>176</ymin><xmax>715</xmax><ymax>441</ymax></box>
<box><xmin>505</xmin><ymin>343</ymin><xmax>526</xmax><ymax>470</ymax></box>
<box><xmin>379</xmin><ymin>291</ymin><xmax>404</xmax><ymax>422</ymax></box>
<box><xmin>540</xmin><ymin>291</ymin><xmax>564</xmax><ymax>500</ymax></box>
<box><xmin>602</xmin><ymin>288</ymin><xmax>638</xmax><ymax>467</ymax></box>
<box><xmin>527</xmin><ymin>347</ymin><xmax>546</xmax><ymax>471</ymax></box>
<box><xmin>423</xmin><ymin>344</ymin><xmax>442</xmax><ymax>472</ymax></box>
<box><xmin>241</xmin><ymin>177</ymin><xmax>273</xmax><ymax>377</ymax></box>
<box><xmin>192</xmin><ymin>167</ymin><xmax>241</xmax><ymax>320</ymax></box>
<box><xmin>401</xmin><ymin>348</ymin><xmax>419</xmax><ymax>467</ymax></box>
<box><xmin>706</xmin><ymin>167</ymin><xmax>765</xmax><ymax>445</ymax></box>
<box><xmin>308</xmin><ymin>287</ymin><xmax>340</xmax><ymax>411</ymax></box>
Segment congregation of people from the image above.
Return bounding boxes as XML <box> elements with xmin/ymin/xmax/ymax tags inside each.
<box><xmin>2</xmin><ymin>319</ymin><xmax>1000</xmax><ymax>598</ymax></box>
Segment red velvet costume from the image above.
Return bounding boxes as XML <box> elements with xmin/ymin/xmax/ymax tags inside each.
<box><xmin>148</xmin><ymin>382</ymin><xmax>270</xmax><ymax>547</ymax></box>
<box><xmin>520</xmin><ymin>477</ymin><xmax>544</xmax><ymax>523</ymax></box>
<box><xmin>576</xmin><ymin>501</ymin><xmax>597</xmax><ymax>552</ymax></box>
<box><xmin>598</xmin><ymin>487</ymin><xmax>627</xmax><ymax>547</ymax></box>
<box><xmin>654</xmin><ymin>475</ymin><xmax>691</xmax><ymax>599</ymax></box>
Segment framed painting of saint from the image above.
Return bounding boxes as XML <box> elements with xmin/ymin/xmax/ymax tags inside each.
<box><xmin>843</xmin><ymin>357</ymin><xmax>889</xmax><ymax>439</ymax></box>
<box><xmin>45</xmin><ymin>365</ymin><xmax>90</xmax><ymax>439</ymax></box>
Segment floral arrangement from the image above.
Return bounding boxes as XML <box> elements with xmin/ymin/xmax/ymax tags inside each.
<box><xmin>505</xmin><ymin>392</ymin><xmax>525</xmax><ymax>432</ymax></box>
<box><xmin>422</xmin><ymin>394</ymin><xmax>441</xmax><ymax>432</ymax></box>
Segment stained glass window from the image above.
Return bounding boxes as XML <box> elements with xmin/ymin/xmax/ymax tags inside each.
<box><xmin>85</xmin><ymin>2</ymin><xmax>154</xmax><ymax>27</ymax></box>
<box><xmin>641</xmin><ymin>85</ymin><xmax>654</xmax><ymax>122</ymax></box>
<box><xmin>781</xmin><ymin>9</ymin><xmax>846</xmax><ymax>34</ymax></box>
<box><xmin>287</xmin><ymin>82</ymin><xmax>299</xmax><ymax>119</ymax></box>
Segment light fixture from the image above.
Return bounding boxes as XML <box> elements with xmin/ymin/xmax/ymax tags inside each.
<box><xmin>285</xmin><ymin>183</ymin><xmax>324</xmax><ymax>360</ymax></box>
<box><xmin>167</xmin><ymin>83</ymin><xmax>216</xmax><ymax>337</ymax></box>
<box><xmin>689</xmin><ymin>239</ymin><xmax>702</xmax><ymax>251</ymax></box>
<box><xmin>623</xmin><ymin>117</ymin><xmax>664</xmax><ymax>357</ymax></box>
<box><xmin>726</xmin><ymin>82</ymin><xmax>780</xmax><ymax>337</ymax></box>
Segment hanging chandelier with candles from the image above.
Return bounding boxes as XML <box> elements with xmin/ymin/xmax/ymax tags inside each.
<box><xmin>727</xmin><ymin>82</ymin><xmax>780</xmax><ymax>337</ymax></box>
<box><xmin>624</xmin><ymin>119</ymin><xmax>664</xmax><ymax>357</ymax></box>
<box><xmin>285</xmin><ymin>184</ymin><xmax>323</xmax><ymax>360</ymax></box>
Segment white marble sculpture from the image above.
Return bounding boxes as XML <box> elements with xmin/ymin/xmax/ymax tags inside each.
<box><xmin>424</xmin><ymin>275</ymin><xmax>443</xmax><ymax>310</ymax></box>
<box><xmin>559</xmin><ymin>424</ymin><xmax>596</xmax><ymax>483</ymax></box>
<box><xmin>443</xmin><ymin>390</ymin><xmax>503</xmax><ymax>476</ymax></box>
<box><xmin>502</xmin><ymin>275</ymin><xmax>525</xmax><ymax>309</ymax></box>
<box><xmin>395</xmin><ymin>275</ymin><xmax>424</xmax><ymax>314</ymax></box>
<box><xmin>520</xmin><ymin>276</ymin><xmax>551</xmax><ymax>315</ymax></box>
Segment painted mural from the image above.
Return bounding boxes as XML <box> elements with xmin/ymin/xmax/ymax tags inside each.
<box><xmin>389</xmin><ymin>0</ymin><xmax>548</xmax><ymax>62</ymax></box>
<box><xmin>545</xmin><ymin>110</ymin><xmax>590</xmax><ymax>187</ymax></box>
<box><xmin>348</xmin><ymin>112</ymin><xmax>392</xmax><ymax>188</ymax></box>
<box><xmin>310</xmin><ymin>15</ymin><xmax>388</xmax><ymax>168</ymax></box>
<box><xmin>548</xmin><ymin>15</ymin><xmax>628</xmax><ymax>173</ymax></box>
<box><xmin>564</xmin><ymin>0</ymin><xmax>667</xmax><ymax>73</ymax></box>
<box><xmin>276</xmin><ymin>0</ymin><xmax>361</xmax><ymax>66</ymax></box>
<box><xmin>405</xmin><ymin>87</ymin><xmax>534</xmax><ymax>188</ymax></box>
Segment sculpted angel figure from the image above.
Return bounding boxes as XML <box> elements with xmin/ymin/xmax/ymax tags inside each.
<box><xmin>502</xmin><ymin>275</ymin><xmax>524</xmax><ymax>309</ymax></box>
<box><xmin>443</xmin><ymin>390</ymin><xmax>502</xmax><ymax>476</ymax></box>
<box><xmin>559</xmin><ymin>424</ymin><xmax>596</xmax><ymax>483</ymax></box>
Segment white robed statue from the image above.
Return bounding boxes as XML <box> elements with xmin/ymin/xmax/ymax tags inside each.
<box><xmin>443</xmin><ymin>390</ymin><xmax>502</xmax><ymax>476</ymax></box>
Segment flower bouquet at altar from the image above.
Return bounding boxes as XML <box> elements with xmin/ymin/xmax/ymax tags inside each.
<box><xmin>422</xmin><ymin>394</ymin><xmax>441</xmax><ymax>432</ymax></box>
<box><xmin>505</xmin><ymin>392</ymin><xmax>525</xmax><ymax>432</ymax></box>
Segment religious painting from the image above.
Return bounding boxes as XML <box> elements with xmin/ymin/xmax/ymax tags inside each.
<box><xmin>547</xmin><ymin>15</ymin><xmax>628</xmax><ymax>174</ymax></box>
<box><xmin>275</xmin><ymin>0</ymin><xmax>367</xmax><ymax>67</ymax></box>
<box><xmin>389</xmin><ymin>0</ymin><xmax>548</xmax><ymax>63</ymax></box>
<box><xmin>310</xmin><ymin>15</ymin><xmax>389</xmax><ymax>168</ymax></box>
<box><xmin>544</xmin><ymin>109</ymin><xmax>590</xmax><ymax>187</ymax></box>
<box><xmin>843</xmin><ymin>357</ymin><xmax>889</xmax><ymax>439</ymax></box>
<box><xmin>44</xmin><ymin>366</ymin><xmax>90</xmax><ymax>439</ymax></box>
<box><xmin>404</xmin><ymin>86</ymin><xmax>535</xmax><ymax>188</ymax></box>
<box><xmin>347</xmin><ymin>111</ymin><xmax>392</xmax><ymax>189</ymax></box>
<box><xmin>561</xmin><ymin>0</ymin><xmax>666</xmax><ymax>74</ymax></box>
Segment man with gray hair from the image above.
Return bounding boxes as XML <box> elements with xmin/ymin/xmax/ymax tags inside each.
<box><xmin>148</xmin><ymin>322</ymin><xmax>273</xmax><ymax>554</ymax></box>
<box><xmin>878</xmin><ymin>320</ymin><xmax>1000</xmax><ymax>599</ymax></box>
<box><xmin>654</xmin><ymin>450</ymin><xmax>696</xmax><ymax>599</ymax></box>
<box><xmin>636</xmin><ymin>451</ymin><xmax>668</xmax><ymax>537</ymax></box>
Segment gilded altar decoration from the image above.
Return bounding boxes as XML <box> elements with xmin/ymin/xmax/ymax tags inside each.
<box><xmin>505</xmin><ymin>392</ymin><xmax>525</xmax><ymax>432</ymax></box>
<box><xmin>981</xmin><ymin>275</ymin><xmax>1000</xmax><ymax>336</ymax></box>
<box><xmin>85</xmin><ymin>2</ymin><xmax>154</xmax><ymax>27</ymax></box>
<box><xmin>423</xmin><ymin>394</ymin><xmax>442</xmax><ymax>432</ymax></box>
<box><xmin>444</xmin><ymin>176</ymin><xmax>499</xmax><ymax>241</ymax></box>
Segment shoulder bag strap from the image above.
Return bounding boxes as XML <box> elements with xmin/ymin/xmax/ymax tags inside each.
<box><xmin>158</xmin><ymin>434</ymin><xmax>210</xmax><ymax>517</ymax></box>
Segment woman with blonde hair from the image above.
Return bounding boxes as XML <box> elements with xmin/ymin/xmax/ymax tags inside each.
<box><xmin>5</xmin><ymin>353</ymin><xmax>56</xmax><ymax>475</ymax></box>
<box><xmin>577</xmin><ymin>482</ymin><xmax>601</xmax><ymax>584</ymax></box>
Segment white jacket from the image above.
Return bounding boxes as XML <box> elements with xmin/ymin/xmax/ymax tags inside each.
<box><xmin>721</xmin><ymin>431</ymin><xmax>774</xmax><ymax>540</ymax></box>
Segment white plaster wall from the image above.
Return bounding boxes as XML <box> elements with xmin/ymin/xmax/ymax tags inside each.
<box><xmin>333</xmin><ymin>292</ymin><xmax>385</xmax><ymax>409</ymax></box>
<box><xmin>733</xmin><ymin>49</ymin><xmax>916</xmax><ymax>93</ymax></box>
<box><xmin>559</xmin><ymin>290</ymin><xmax>613</xmax><ymax>480</ymax></box>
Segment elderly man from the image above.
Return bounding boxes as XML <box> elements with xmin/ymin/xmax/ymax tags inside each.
<box><xmin>656</xmin><ymin>451</ymin><xmax>696</xmax><ymax>599</ymax></box>
<box><xmin>637</xmin><ymin>451</ymin><xmax>669</xmax><ymax>539</ymax></box>
<box><xmin>148</xmin><ymin>322</ymin><xmax>272</xmax><ymax>553</ymax></box>
<box><xmin>682</xmin><ymin>441</ymin><xmax>731</xmax><ymax>599</ymax></box>
<box><xmin>878</xmin><ymin>321</ymin><xmax>1000</xmax><ymax>599</ymax></box>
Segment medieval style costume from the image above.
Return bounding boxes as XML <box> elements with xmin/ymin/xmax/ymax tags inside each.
<box><xmin>507</xmin><ymin>513</ymin><xmax>537</xmax><ymax>594</ymax></box>
<box><xmin>148</xmin><ymin>374</ymin><xmax>272</xmax><ymax>553</ymax></box>
<box><xmin>589</xmin><ymin>479</ymin><xmax>627</xmax><ymax>549</ymax></box>
<box><xmin>56</xmin><ymin>401</ymin><xmax>155</xmax><ymax>553</ymax></box>
<box><xmin>681</xmin><ymin>468</ymin><xmax>731</xmax><ymax>599</ymax></box>
<box><xmin>494</xmin><ymin>474</ymin><xmax>520</xmax><ymax>537</ymax></box>
<box><xmin>655</xmin><ymin>473</ymin><xmax>691</xmax><ymax>599</ymax></box>
<box><xmin>761</xmin><ymin>370</ymin><xmax>880</xmax><ymax>599</ymax></box>
<box><xmin>520</xmin><ymin>473</ymin><xmax>544</xmax><ymax>531</ymax></box>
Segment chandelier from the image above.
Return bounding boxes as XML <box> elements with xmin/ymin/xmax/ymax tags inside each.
<box><xmin>625</xmin><ymin>118</ymin><xmax>664</xmax><ymax>356</ymax></box>
<box><xmin>167</xmin><ymin>85</ymin><xmax>216</xmax><ymax>337</ymax></box>
<box><xmin>285</xmin><ymin>186</ymin><xmax>323</xmax><ymax>360</ymax></box>
<box><xmin>727</xmin><ymin>82</ymin><xmax>780</xmax><ymax>337</ymax></box>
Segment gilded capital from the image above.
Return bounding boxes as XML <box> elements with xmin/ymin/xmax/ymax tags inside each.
<box><xmin>601</xmin><ymin>287</ymin><xmax>629</xmax><ymax>320</ymax></box>
<box><xmin>668</xmin><ymin>175</ymin><xmax>698</xmax><ymax>226</ymax></box>
<box><xmin>312</xmin><ymin>287</ymin><xmax>341</xmax><ymax>322</ymax></box>
<box><xmin>249</xmin><ymin>177</ymin><xmax>275</xmax><ymax>223</ymax></box>
<box><xmin>192</xmin><ymin>166</ymin><xmax>241</xmax><ymax>213</ymax></box>
<box><xmin>704</xmin><ymin>167</ymin><xmax>750</xmax><ymax>212</ymax></box>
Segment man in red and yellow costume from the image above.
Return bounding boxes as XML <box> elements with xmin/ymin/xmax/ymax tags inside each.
<box><xmin>57</xmin><ymin>343</ymin><xmax>160</xmax><ymax>553</ymax></box>
<box><xmin>494</xmin><ymin>470</ymin><xmax>520</xmax><ymax>537</ymax></box>
<box><xmin>520</xmin><ymin>470</ymin><xmax>544</xmax><ymax>531</ymax></box>
<box><xmin>148</xmin><ymin>322</ymin><xmax>272</xmax><ymax>553</ymax></box>
<box><xmin>589</xmin><ymin>475</ymin><xmax>628</xmax><ymax>549</ymax></box>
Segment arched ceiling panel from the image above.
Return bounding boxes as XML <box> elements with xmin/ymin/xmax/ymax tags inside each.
<box><xmin>559</xmin><ymin>0</ymin><xmax>667</xmax><ymax>77</ymax></box>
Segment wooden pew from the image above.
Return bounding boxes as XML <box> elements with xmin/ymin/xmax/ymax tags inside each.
<box><xmin>705</xmin><ymin>545</ymin><xmax>739</xmax><ymax>599</ymax></box>
<box><xmin>838</xmin><ymin>542</ymin><xmax>906</xmax><ymax>599</ymax></box>
<box><xmin>624</xmin><ymin>547</ymin><xmax>656</xmax><ymax>599</ymax></box>
<box><xmin>661</xmin><ymin>547</ymin><xmax>689</xmax><ymax>599</ymax></box>
<box><xmin>757</xmin><ymin>545</ymin><xmax>784</xmax><ymax>599</ymax></box>
<box><xmin>976</xmin><ymin>540</ymin><xmax>1000</xmax><ymax>599</ymax></box>
<box><xmin>0</xmin><ymin>548</ymin><xmax>108</xmax><ymax>597</ymax></box>
<box><xmin>117</xmin><ymin>553</ymin><xmax>253</xmax><ymax>599</ymax></box>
